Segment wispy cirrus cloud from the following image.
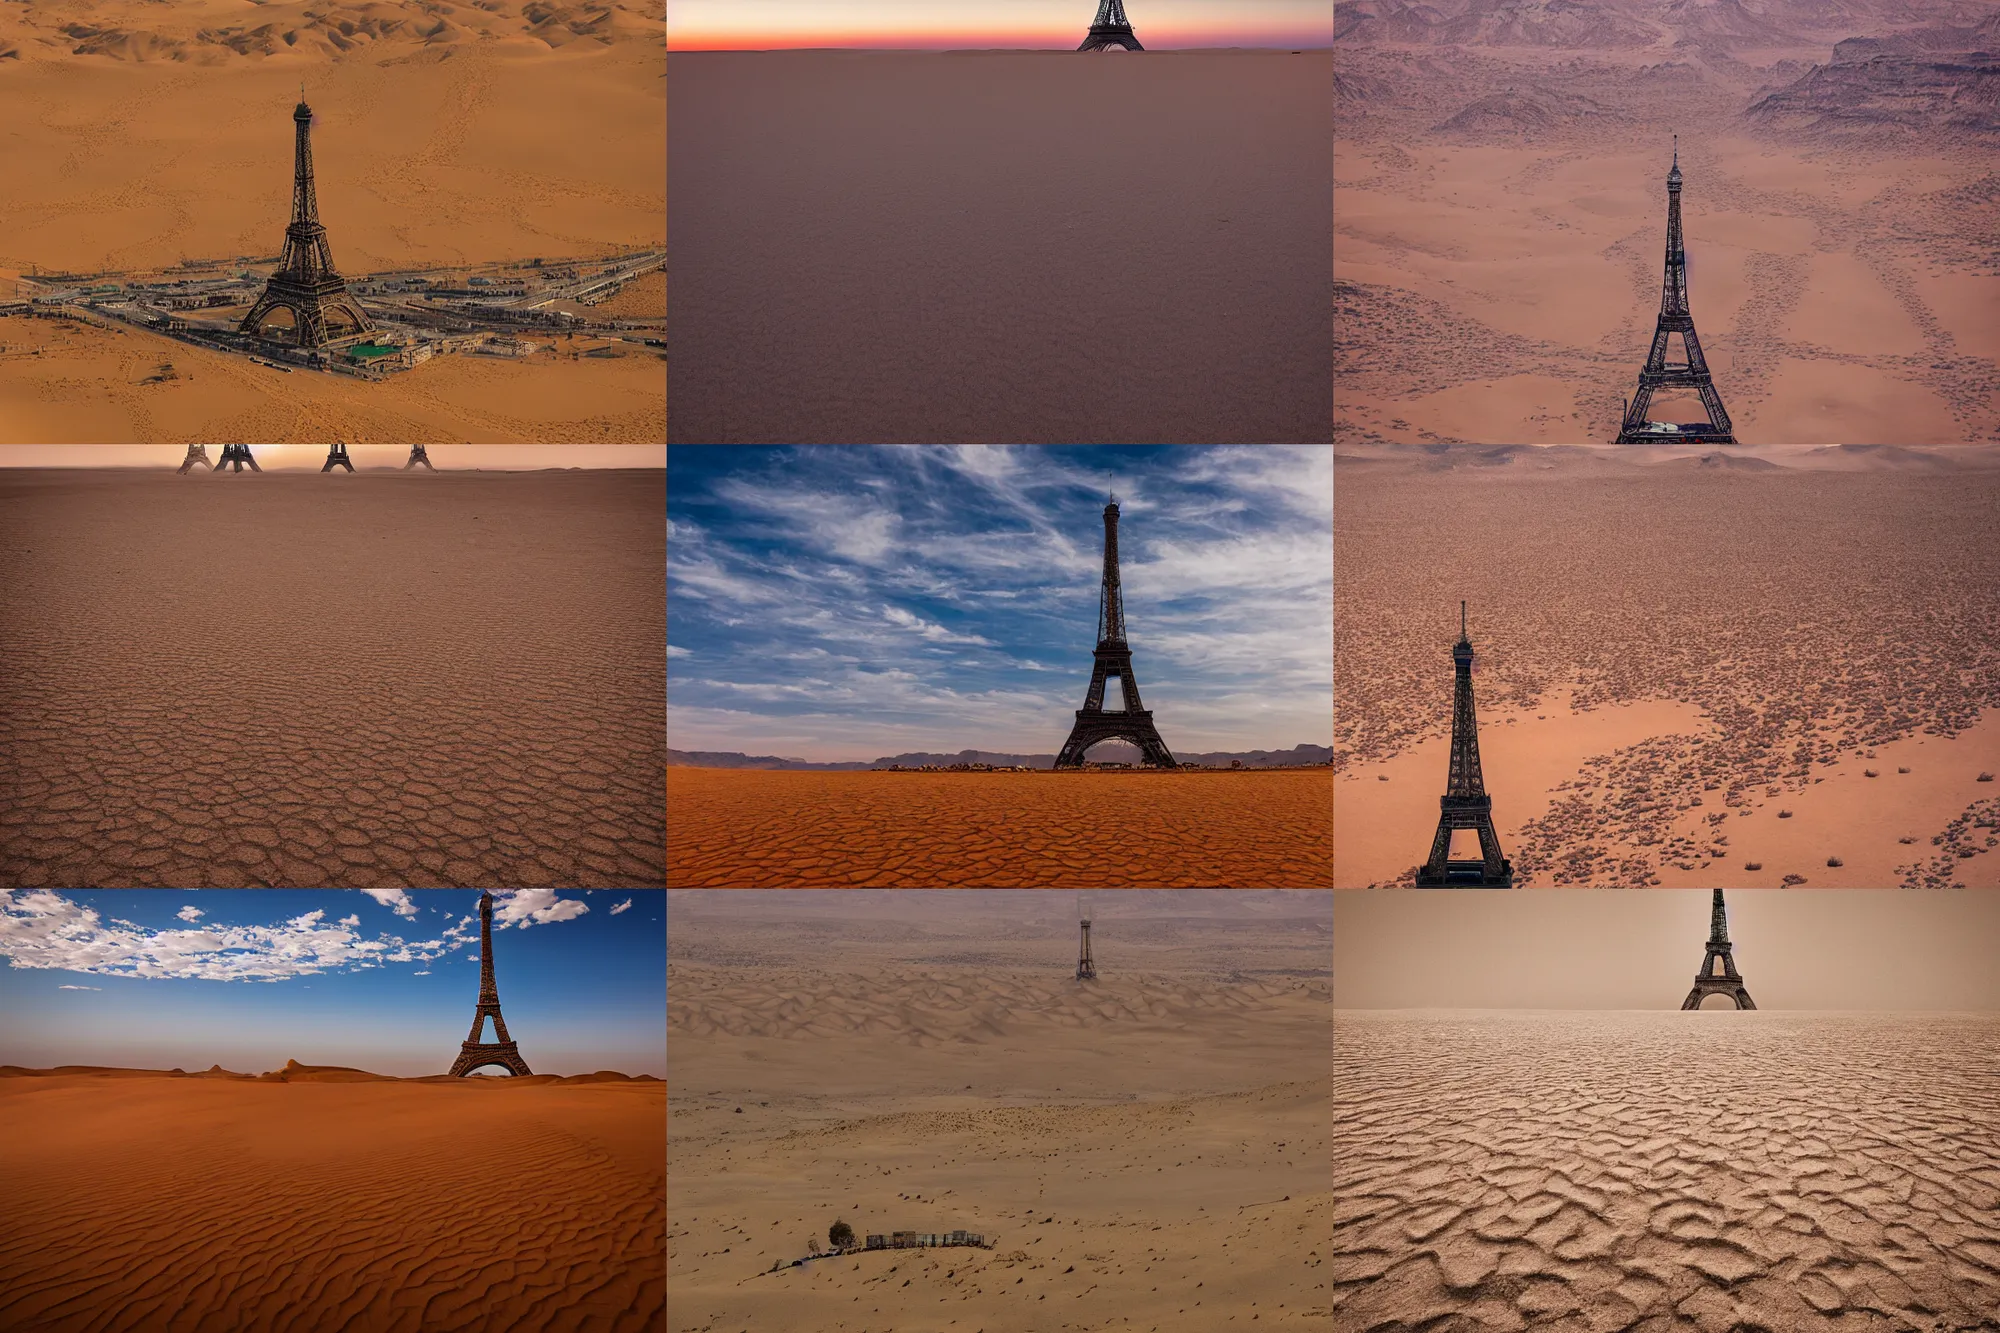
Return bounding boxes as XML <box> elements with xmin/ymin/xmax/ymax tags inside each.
<box><xmin>667</xmin><ymin>446</ymin><xmax>1331</xmax><ymax>760</ymax></box>
<box><xmin>610</xmin><ymin>898</ymin><xmax>633</xmax><ymax>915</ymax></box>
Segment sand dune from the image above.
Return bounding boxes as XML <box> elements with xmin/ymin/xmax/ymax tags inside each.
<box><xmin>669</xmin><ymin>897</ymin><xmax>1333</xmax><ymax>1332</ymax></box>
<box><xmin>0</xmin><ymin>1067</ymin><xmax>664</xmax><ymax>1332</ymax></box>
<box><xmin>0</xmin><ymin>470</ymin><xmax>665</xmax><ymax>888</ymax></box>
<box><xmin>1332</xmin><ymin>1011</ymin><xmax>2000</xmax><ymax>1331</ymax></box>
<box><xmin>666</xmin><ymin>767</ymin><xmax>1334</xmax><ymax>887</ymax></box>
<box><xmin>1334</xmin><ymin>458</ymin><xmax>2000</xmax><ymax>885</ymax></box>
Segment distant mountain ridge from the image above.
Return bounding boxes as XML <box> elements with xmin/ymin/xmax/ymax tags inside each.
<box><xmin>667</xmin><ymin>744</ymin><xmax>1333</xmax><ymax>771</ymax></box>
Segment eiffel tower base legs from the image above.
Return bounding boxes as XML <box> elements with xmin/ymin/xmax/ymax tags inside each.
<box><xmin>449</xmin><ymin>1041</ymin><xmax>533</xmax><ymax>1077</ymax></box>
<box><xmin>322</xmin><ymin>448</ymin><xmax>354</xmax><ymax>473</ymax></box>
<box><xmin>406</xmin><ymin>447</ymin><xmax>434</xmax><ymax>470</ymax></box>
<box><xmin>1682</xmin><ymin>980</ymin><xmax>1756</xmax><ymax>1010</ymax></box>
<box><xmin>178</xmin><ymin>446</ymin><xmax>212</xmax><ymax>474</ymax></box>
<box><xmin>1078</xmin><ymin>25</ymin><xmax>1144</xmax><ymax>50</ymax></box>
<box><xmin>1416</xmin><ymin>801</ymin><xmax>1512</xmax><ymax>887</ymax></box>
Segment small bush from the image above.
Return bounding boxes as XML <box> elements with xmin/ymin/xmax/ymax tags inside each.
<box><xmin>1826</xmin><ymin>856</ymin><xmax>1843</xmax><ymax>867</ymax></box>
<box><xmin>1744</xmin><ymin>862</ymin><xmax>1762</xmax><ymax>871</ymax></box>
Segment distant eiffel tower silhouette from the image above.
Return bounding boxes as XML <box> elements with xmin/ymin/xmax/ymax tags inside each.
<box><xmin>214</xmin><ymin>444</ymin><xmax>261</xmax><ymax>473</ymax></box>
<box><xmin>406</xmin><ymin>445</ymin><xmax>435</xmax><ymax>470</ymax></box>
<box><xmin>1416</xmin><ymin>602</ymin><xmax>1513</xmax><ymax>886</ymax></box>
<box><xmin>1079</xmin><ymin>0</ymin><xmax>1144</xmax><ymax>49</ymax></box>
<box><xmin>322</xmin><ymin>444</ymin><xmax>354</xmax><ymax>472</ymax></box>
<box><xmin>1616</xmin><ymin>138</ymin><xmax>1736</xmax><ymax>443</ymax></box>
<box><xmin>177</xmin><ymin>445</ymin><xmax>212</xmax><ymax>474</ymax></box>
<box><xmin>1682</xmin><ymin>888</ymin><xmax>1756</xmax><ymax>1009</ymax></box>
<box><xmin>449</xmin><ymin>892</ymin><xmax>534</xmax><ymax>1077</ymax></box>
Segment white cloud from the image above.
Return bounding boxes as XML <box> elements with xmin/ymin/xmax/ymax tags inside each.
<box><xmin>58</xmin><ymin>984</ymin><xmax>102</xmax><ymax>990</ymax></box>
<box><xmin>360</xmin><ymin>889</ymin><xmax>420</xmax><ymax>918</ymax></box>
<box><xmin>667</xmin><ymin>644</ymin><xmax>692</xmax><ymax>658</ymax></box>
<box><xmin>338</xmin><ymin>914</ymin><xmax>361</xmax><ymax>928</ymax></box>
<box><xmin>491</xmin><ymin>890</ymin><xmax>588</xmax><ymax>929</ymax></box>
<box><xmin>0</xmin><ymin>891</ymin><xmax>459</xmax><ymax>983</ymax></box>
<box><xmin>413</xmin><ymin>970</ymin><xmax>431</xmax><ymax>976</ymax></box>
<box><xmin>176</xmin><ymin>906</ymin><xmax>204</xmax><ymax>922</ymax></box>
<box><xmin>610</xmin><ymin>898</ymin><xmax>633</xmax><ymax>916</ymax></box>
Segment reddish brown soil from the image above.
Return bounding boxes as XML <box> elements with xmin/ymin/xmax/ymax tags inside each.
<box><xmin>666</xmin><ymin>768</ymin><xmax>1333</xmax><ymax>887</ymax></box>
<box><xmin>0</xmin><ymin>469</ymin><xmax>665</xmax><ymax>888</ymax></box>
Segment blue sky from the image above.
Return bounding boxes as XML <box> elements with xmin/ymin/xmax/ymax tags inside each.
<box><xmin>0</xmin><ymin>890</ymin><xmax>664</xmax><ymax>1076</ymax></box>
<box><xmin>667</xmin><ymin>445</ymin><xmax>1332</xmax><ymax>761</ymax></box>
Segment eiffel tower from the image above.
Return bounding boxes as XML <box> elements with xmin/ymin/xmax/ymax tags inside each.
<box><xmin>1054</xmin><ymin>496</ymin><xmax>1176</xmax><ymax>769</ymax></box>
<box><xmin>1076</xmin><ymin>898</ymin><xmax>1097</xmax><ymax>981</ymax></box>
<box><xmin>240</xmin><ymin>94</ymin><xmax>375</xmax><ymax>351</ymax></box>
<box><xmin>1682</xmin><ymin>888</ymin><xmax>1756</xmax><ymax>1009</ymax></box>
<box><xmin>406</xmin><ymin>445</ymin><xmax>435</xmax><ymax>470</ymax></box>
<box><xmin>177</xmin><ymin>445</ymin><xmax>212</xmax><ymax>474</ymax></box>
<box><xmin>213</xmin><ymin>444</ymin><xmax>261</xmax><ymax>473</ymax></box>
<box><xmin>1079</xmin><ymin>0</ymin><xmax>1144</xmax><ymax>50</ymax></box>
<box><xmin>322</xmin><ymin>444</ymin><xmax>354</xmax><ymax>472</ymax></box>
<box><xmin>449</xmin><ymin>891</ymin><xmax>535</xmax><ymax>1078</ymax></box>
<box><xmin>1416</xmin><ymin>602</ymin><xmax>1513</xmax><ymax>886</ymax></box>
<box><xmin>1616</xmin><ymin>138</ymin><xmax>1736</xmax><ymax>443</ymax></box>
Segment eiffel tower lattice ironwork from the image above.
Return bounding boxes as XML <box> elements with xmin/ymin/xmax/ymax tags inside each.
<box><xmin>1079</xmin><ymin>0</ymin><xmax>1144</xmax><ymax>49</ymax></box>
<box><xmin>322</xmin><ymin>444</ymin><xmax>354</xmax><ymax>472</ymax></box>
<box><xmin>1054</xmin><ymin>496</ymin><xmax>1177</xmax><ymax>769</ymax></box>
<box><xmin>1682</xmin><ymin>888</ymin><xmax>1757</xmax><ymax>1010</ymax></box>
<box><xmin>177</xmin><ymin>445</ymin><xmax>213</xmax><ymax>474</ymax></box>
<box><xmin>1416</xmin><ymin>602</ymin><xmax>1513</xmax><ymax>886</ymax></box>
<box><xmin>240</xmin><ymin>95</ymin><xmax>375</xmax><ymax>351</ymax></box>
<box><xmin>449</xmin><ymin>892</ymin><xmax>534</xmax><ymax>1077</ymax></box>
<box><xmin>214</xmin><ymin>444</ymin><xmax>261</xmax><ymax>473</ymax></box>
<box><xmin>406</xmin><ymin>445</ymin><xmax>435</xmax><ymax>470</ymax></box>
<box><xmin>1616</xmin><ymin>138</ymin><xmax>1736</xmax><ymax>444</ymax></box>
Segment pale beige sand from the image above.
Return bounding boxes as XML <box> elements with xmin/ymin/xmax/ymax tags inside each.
<box><xmin>0</xmin><ymin>1066</ymin><xmax>664</xmax><ymax>1332</ymax></box>
<box><xmin>668</xmin><ymin>890</ymin><xmax>1333</xmax><ymax>1332</ymax></box>
<box><xmin>1334</xmin><ymin>454</ymin><xmax>2000</xmax><ymax>885</ymax></box>
<box><xmin>0</xmin><ymin>469</ymin><xmax>665</xmax><ymax>887</ymax></box>
<box><xmin>668</xmin><ymin>51</ymin><xmax>1332</xmax><ymax>444</ymax></box>
<box><xmin>1336</xmin><ymin>45</ymin><xmax>2000</xmax><ymax>444</ymax></box>
<box><xmin>1332</xmin><ymin>1011</ymin><xmax>2000</xmax><ymax>1331</ymax></box>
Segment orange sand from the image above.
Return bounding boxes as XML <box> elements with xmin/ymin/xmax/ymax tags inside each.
<box><xmin>1333</xmin><ymin>1011</ymin><xmax>2000</xmax><ymax>1331</ymax></box>
<box><xmin>666</xmin><ymin>767</ymin><xmax>1334</xmax><ymax>887</ymax></box>
<box><xmin>0</xmin><ymin>469</ymin><xmax>665</xmax><ymax>888</ymax></box>
<box><xmin>0</xmin><ymin>1065</ymin><xmax>664</xmax><ymax>1332</ymax></box>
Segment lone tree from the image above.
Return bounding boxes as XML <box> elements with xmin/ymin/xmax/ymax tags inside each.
<box><xmin>829</xmin><ymin>1220</ymin><xmax>855</xmax><ymax>1251</ymax></box>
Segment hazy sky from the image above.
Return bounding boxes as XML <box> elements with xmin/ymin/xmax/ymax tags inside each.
<box><xmin>1</xmin><ymin>890</ymin><xmax>665</xmax><ymax>1076</ymax></box>
<box><xmin>0</xmin><ymin>446</ymin><xmax>666</xmax><ymax>470</ymax></box>
<box><xmin>667</xmin><ymin>445</ymin><xmax>1332</xmax><ymax>760</ymax></box>
<box><xmin>1335</xmin><ymin>891</ymin><xmax>2000</xmax><ymax>1011</ymax></box>
<box><xmin>669</xmin><ymin>0</ymin><xmax>1332</xmax><ymax>48</ymax></box>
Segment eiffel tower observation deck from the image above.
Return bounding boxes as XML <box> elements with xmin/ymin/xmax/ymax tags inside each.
<box><xmin>1616</xmin><ymin>139</ymin><xmax>1736</xmax><ymax>444</ymax></box>
<box><xmin>1079</xmin><ymin>0</ymin><xmax>1144</xmax><ymax>50</ymax></box>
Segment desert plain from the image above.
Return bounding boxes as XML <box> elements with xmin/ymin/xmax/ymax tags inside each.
<box><xmin>0</xmin><ymin>1062</ymin><xmax>664</xmax><ymax>1332</ymax></box>
<box><xmin>1335</xmin><ymin>0</ymin><xmax>2000</xmax><ymax>444</ymax></box>
<box><xmin>0</xmin><ymin>468</ymin><xmax>665</xmax><ymax>888</ymax></box>
<box><xmin>666</xmin><ymin>766</ymin><xmax>1335</xmax><ymax>887</ymax></box>
<box><xmin>1334</xmin><ymin>445</ymin><xmax>2000</xmax><ymax>886</ymax></box>
<box><xmin>1332</xmin><ymin>1011</ymin><xmax>2000</xmax><ymax>1331</ymax></box>
<box><xmin>0</xmin><ymin>0</ymin><xmax>664</xmax><ymax>442</ymax></box>
<box><xmin>667</xmin><ymin>889</ymin><xmax>1332</xmax><ymax>1333</ymax></box>
<box><xmin>668</xmin><ymin>50</ymin><xmax>1332</xmax><ymax>444</ymax></box>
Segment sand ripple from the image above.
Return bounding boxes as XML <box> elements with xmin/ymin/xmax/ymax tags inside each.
<box><xmin>1332</xmin><ymin>1012</ymin><xmax>2000</xmax><ymax>1331</ymax></box>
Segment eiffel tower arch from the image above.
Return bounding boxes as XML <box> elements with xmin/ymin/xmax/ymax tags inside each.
<box><xmin>322</xmin><ymin>444</ymin><xmax>354</xmax><ymax>472</ymax></box>
<box><xmin>1682</xmin><ymin>888</ymin><xmax>1757</xmax><ymax>1009</ymax></box>
<box><xmin>406</xmin><ymin>445</ymin><xmax>435</xmax><ymax>470</ymax></box>
<box><xmin>1616</xmin><ymin>139</ymin><xmax>1736</xmax><ymax>444</ymax></box>
<box><xmin>177</xmin><ymin>445</ymin><xmax>213</xmax><ymax>474</ymax></box>
<box><xmin>449</xmin><ymin>892</ymin><xmax>535</xmax><ymax>1077</ymax></box>
<box><xmin>1415</xmin><ymin>603</ymin><xmax>1512</xmax><ymax>886</ymax></box>
<box><xmin>1054</xmin><ymin>497</ymin><xmax>1176</xmax><ymax>769</ymax></box>
<box><xmin>213</xmin><ymin>444</ymin><xmax>262</xmax><ymax>473</ymax></box>
<box><xmin>241</xmin><ymin>96</ymin><xmax>375</xmax><ymax>351</ymax></box>
<box><xmin>1079</xmin><ymin>0</ymin><xmax>1144</xmax><ymax>50</ymax></box>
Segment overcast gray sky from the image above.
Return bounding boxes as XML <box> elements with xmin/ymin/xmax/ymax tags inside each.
<box><xmin>1335</xmin><ymin>890</ymin><xmax>2000</xmax><ymax>1010</ymax></box>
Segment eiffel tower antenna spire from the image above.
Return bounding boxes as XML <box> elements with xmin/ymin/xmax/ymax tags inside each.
<box><xmin>1054</xmin><ymin>496</ymin><xmax>1177</xmax><ymax>769</ymax></box>
<box><xmin>1416</xmin><ymin>602</ymin><xmax>1512</xmax><ymax>886</ymax></box>
<box><xmin>449</xmin><ymin>892</ymin><xmax>535</xmax><ymax>1077</ymax></box>
<box><xmin>1616</xmin><ymin>140</ymin><xmax>1734</xmax><ymax>443</ymax></box>
<box><xmin>1682</xmin><ymin>888</ymin><xmax>1756</xmax><ymax>1009</ymax></box>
